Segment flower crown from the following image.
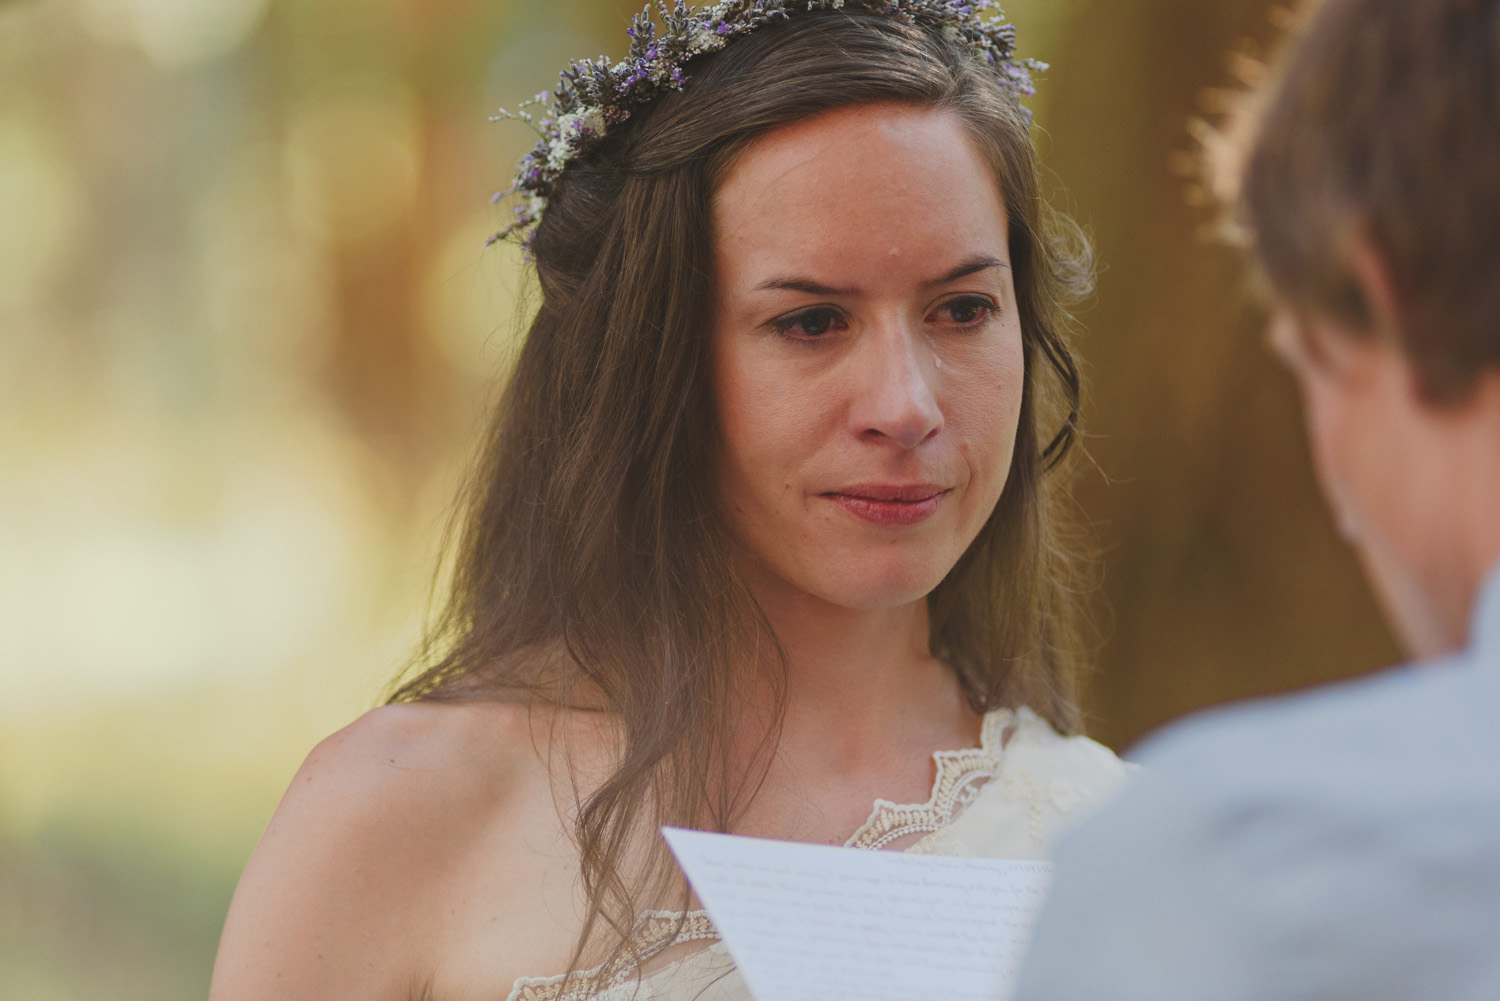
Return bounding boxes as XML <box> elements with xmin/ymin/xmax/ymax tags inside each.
<box><xmin>490</xmin><ymin>0</ymin><xmax>1045</xmax><ymax>247</ymax></box>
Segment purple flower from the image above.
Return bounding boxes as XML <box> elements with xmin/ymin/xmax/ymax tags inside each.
<box><xmin>492</xmin><ymin>0</ymin><xmax>1046</xmax><ymax>250</ymax></box>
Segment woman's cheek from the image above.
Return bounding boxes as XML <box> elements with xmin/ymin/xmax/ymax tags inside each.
<box><xmin>953</xmin><ymin>351</ymin><xmax>1025</xmax><ymax>474</ymax></box>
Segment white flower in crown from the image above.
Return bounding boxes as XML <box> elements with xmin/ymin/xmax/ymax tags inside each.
<box><xmin>580</xmin><ymin>107</ymin><xmax>608</xmax><ymax>134</ymax></box>
<box><xmin>548</xmin><ymin>109</ymin><xmax>608</xmax><ymax>170</ymax></box>
<box><xmin>685</xmin><ymin>20</ymin><xmax>727</xmax><ymax>54</ymax></box>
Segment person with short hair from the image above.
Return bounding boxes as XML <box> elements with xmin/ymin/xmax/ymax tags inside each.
<box><xmin>1011</xmin><ymin>0</ymin><xmax>1500</xmax><ymax>997</ymax></box>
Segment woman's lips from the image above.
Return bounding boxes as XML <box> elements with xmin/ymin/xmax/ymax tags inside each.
<box><xmin>822</xmin><ymin>484</ymin><xmax>951</xmax><ymax>526</ymax></box>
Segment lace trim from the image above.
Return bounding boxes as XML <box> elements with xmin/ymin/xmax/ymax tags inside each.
<box><xmin>507</xmin><ymin>910</ymin><xmax>720</xmax><ymax>1001</ymax></box>
<box><xmin>506</xmin><ymin>709</ymin><xmax>1011</xmax><ymax>1001</ymax></box>
<box><xmin>844</xmin><ymin>708</ymin><xmax>1008</xmax><ymax>850</ymax></box>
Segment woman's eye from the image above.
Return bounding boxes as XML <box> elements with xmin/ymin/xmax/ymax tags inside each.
<box><xmin>773</xmin><ymin>307</ymin><xmax>845</xmax><ymax>339</ymax></box>
<box><xmin>934</xmin><ymin>295</ymin><xmax>997</xmax><ymax>326</ymax></box>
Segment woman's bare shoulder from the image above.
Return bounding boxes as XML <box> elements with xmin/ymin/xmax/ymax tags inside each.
<box><xmin>211</xmin><ymin>699</ymin><xmax>599</xmax><ymax>1001</ymax></box>
<box><xmin>305</xmin><ymin>699</ymin><xmax>546</xmax><ymax>794</ymax></box>
<box><xmin>275</xmin><ymin>700</ymin><xmax>558</xmax><ymax>855</ymax></box>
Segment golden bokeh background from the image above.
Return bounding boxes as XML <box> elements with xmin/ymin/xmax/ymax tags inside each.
<box><xmin>0</xmin><ymin>0</ymin><xmax>1398</xmax><ymax>996</ymax></box>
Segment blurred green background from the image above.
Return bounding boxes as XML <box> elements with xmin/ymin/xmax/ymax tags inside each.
<box><xmin>0</xmin><ymin>0</ymin><xmax>1398</xmax><ymax>997</ymax></box>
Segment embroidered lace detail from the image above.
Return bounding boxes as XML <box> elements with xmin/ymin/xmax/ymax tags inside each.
<box><xmin>844</xmin><ymin>709</ymin><xmax>1009</xmax><ymax>850</ymax></box>
<box><xmin>902</xmin><ymin>826</ymin><xmax>975</xmax><ymax>857</ymax></box>
<box><xmin>506</xmin><ymin>709</ymin><xmax>1011</xmax><ymax>1000</ymax></box>
<box><xmin>507</xmin><ymin>910</ymin><xmax>720</xmax><ymax>1001</ymax></box>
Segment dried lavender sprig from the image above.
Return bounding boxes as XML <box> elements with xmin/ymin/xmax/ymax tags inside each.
<box><xmin>490</xmin><ymin>0</ymin><xmax>1044</xmax><ymax>249</ymax></box>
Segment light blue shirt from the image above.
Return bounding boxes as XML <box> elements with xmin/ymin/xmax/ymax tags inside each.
<box><xmin>1012</xmin><ymin>564</ymin><xmax>1500</xmax><ymax>1001</ymax></box>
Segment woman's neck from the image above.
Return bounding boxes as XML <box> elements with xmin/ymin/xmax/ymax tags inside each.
<box><xmin>721</xmin><ymin>571</ymin><xmax>980</xmax><ymax>843</ymax></box>
<box><xmin>742</xmin><ymin>571</ymin><xmax>977</xmax><ymax>770</ymax></box>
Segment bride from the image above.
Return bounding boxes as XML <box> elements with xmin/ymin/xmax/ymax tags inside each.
<box><xmin>210</xmin><ymin>3</ymin><xmax>1132</xmax><ymax>999</ymax></box>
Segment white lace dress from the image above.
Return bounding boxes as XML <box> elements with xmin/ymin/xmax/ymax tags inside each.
<box><xmin>508</xmin><ymin>706</ymin><xmax>1135</xmax><ymax>1001</ymax></box>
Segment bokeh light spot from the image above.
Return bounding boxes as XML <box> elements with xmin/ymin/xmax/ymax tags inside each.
<box><xmin>284</xmin><ymin>77</ymin><xmax>423</xmax><ymax>246</ymax></box>
<box><xmin>82</xmin><ymin>0</ymin><xmax>271</xmax><ymax>68</ymax></box>
<box><xmin>0</xmin><ymin>117</ymin><xmax>81</xmax><ymax>306</ymax></box>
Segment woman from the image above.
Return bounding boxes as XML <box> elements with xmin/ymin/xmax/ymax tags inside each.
<box><xmin>210</xmin><ymin>3</ymin><xmax>1132</xmax><ymax>1000</ymax></box>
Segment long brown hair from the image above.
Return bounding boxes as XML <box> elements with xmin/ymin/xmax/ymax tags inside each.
<box><xmin>392</xmin><ymin>8</ymin><xmax>1093</xmax><ymax>980</ymax></box>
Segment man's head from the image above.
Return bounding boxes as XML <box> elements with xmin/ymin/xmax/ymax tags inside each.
<box><xmin>1226</xmin><ymin>0</ymin><xmax>1500</xmax><ymax>657</ymax></box>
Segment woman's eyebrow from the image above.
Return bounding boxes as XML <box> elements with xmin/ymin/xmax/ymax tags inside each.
<box><xmin>752</xmin><ymin>276</ymin><xmax>858</xmax><ymax>296</ymax></box>
<box><xmin>923</xmin><ymin>255</ymin><xmax>1008</xmax><ymax>287</ymax></box>
<box><xmin>752</xmin><ymin>255</ymin><xmax>1009</xmax><ymax>296</ymax></box>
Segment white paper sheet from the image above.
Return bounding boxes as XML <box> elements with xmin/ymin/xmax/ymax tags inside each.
<box><xmin>661</xmin><ymin>827</ymin><xmax>1051</xmax><ymax>1001</ymax></box>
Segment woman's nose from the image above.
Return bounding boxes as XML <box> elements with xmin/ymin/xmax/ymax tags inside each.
<box><xmin>847</xmin><ymin>321</ymin><xmax>944</xmax><ymax>449</ymax></box>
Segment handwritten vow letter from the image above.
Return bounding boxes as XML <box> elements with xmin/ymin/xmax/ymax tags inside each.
<box><xmin>661</xmin><ymin>827</ymin><xmax>1052</xmax><ymax>1001</ymax></box>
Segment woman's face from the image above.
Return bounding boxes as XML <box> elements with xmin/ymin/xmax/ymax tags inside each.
<box><xmin>711</xmin><ymin>102</ymin><xmax>1025</xmax><ymax>612</ymax></box>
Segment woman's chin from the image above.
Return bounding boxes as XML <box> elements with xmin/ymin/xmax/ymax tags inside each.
<box><xmin>797</xmin><ymin>560</ymin><xmax>954</xmax><ymax>611</ymax></box>
<box><xmin>734</xmin><ymin>531</ymin><xmax>971</xmax><ymax>612</ymax></box>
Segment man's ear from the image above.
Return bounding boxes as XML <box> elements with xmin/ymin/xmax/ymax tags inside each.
<box><xmin>1331</xmin><ymin>235</ymin><xmax>1421</xmax><ymax>396</ymax></box>
<box><xmin>1344</xmin><ymin>235</ymin><xmax>1406</xmax><ymax>344</ymax></box>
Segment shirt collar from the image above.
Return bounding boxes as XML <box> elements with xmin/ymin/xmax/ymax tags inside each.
<box><xmin>1472</xmin><ymin>559</ymin><xmax>1500</xmax><ymax>659</ymax></box>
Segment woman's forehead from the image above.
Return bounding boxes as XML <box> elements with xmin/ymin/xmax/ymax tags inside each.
<box><xmin>712</xmin><ymin>103</ymin><xmax>1010</xmax><ymax>289</ymax></box>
